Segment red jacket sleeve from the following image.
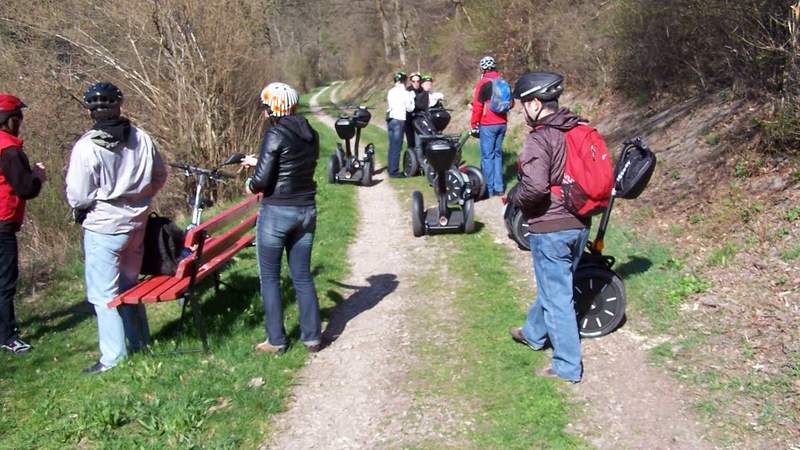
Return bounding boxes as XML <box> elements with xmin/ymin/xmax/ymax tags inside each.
<box><xmin>470</xmin><ymin>79</ymin><xmax>487</xmax><ymax>129</ymax></box>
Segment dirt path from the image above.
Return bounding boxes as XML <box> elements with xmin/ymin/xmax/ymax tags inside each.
<box><xmin>262</xmin><ymin>87</ymin><xmax>464</xmax><ymax>449</ymax></box>
<box><xmin>474</xmin><ymin>198</ymin><xmax>715</xmax><ymax>449</ymax></box>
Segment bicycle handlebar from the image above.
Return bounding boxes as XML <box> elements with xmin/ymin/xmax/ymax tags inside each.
<box><xmin>168</xmin><ymin>162</ymin><xmax>234</xmax><ymax>180</ymax></box>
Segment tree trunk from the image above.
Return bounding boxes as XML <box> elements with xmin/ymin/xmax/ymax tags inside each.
<box><xmin>392</xmin><ymin>0</ymin><xmax>406</xmax><ymax>66</ymax></box>
<box><xmin>375</xmin><ymin>0</ymin><xmax>393</xmax><ymax>61</ymax></box>
<box><xmin>787</xmin><ymin>2</ymin><xmax>800</xmax><ymax>97</ymax></box>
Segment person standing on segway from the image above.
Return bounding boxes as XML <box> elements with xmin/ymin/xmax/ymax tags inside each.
<box><xmin>507</xmin><ymin>72</ymin><xmax>595</xmax><ymax>384</ymax></box>
<box><xmin>386</xmin><ymin>71</ymin><xmax>415</xmax><ymax>178</ymax></box>
<box><xmin>66</xmin><ymin>82</ymin><xmax>167</xmax><ymax>374</ymax></box>
<box><xmin>0</xmin><ymin>94</ymin><xmax>47</xmax><ymax>355</ymax></box>
<box><xmin>470</xmin><ymin>56</ymin><xmax>513</xmax><ymax>197</ymax></box>
<box><xmin>243</xmin><ymin>82</ymin><xmax>323</xmax><ymax>354</ymax></box>
<box><xmin>414</xmin><ymin>74</ymin><xmax>445</xmax><ymax>113</ymax></box>
<box><xmin>405</xmin><ymin>72</ymin><xmax>422</xmax><ymax>153</ymax></box>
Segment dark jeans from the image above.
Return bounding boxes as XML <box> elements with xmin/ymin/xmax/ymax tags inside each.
<box><xmin>404</xmin><ymin>118</ymin><xmax>416</xmax><ymax>150</ymax></box>
<box><xmin>0</xmin><ymin>232</ymin><xmax>19</xmax><ymax>344</ymax></box>
<box><xmin>387</xmin><ymin>119</ymin><xmax>405</xmax><ymax>176</ymax></box>
<box><xmin>256</xmin><ymin>204</ymin><xmax>321</xmax><ymax>347</ymax></box>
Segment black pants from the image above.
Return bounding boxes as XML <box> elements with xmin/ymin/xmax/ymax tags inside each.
<box><xmin>404</xmin><ymin>118</ymin><xmax>416</xmax><ymax>150</ymax></box>
<box><xmin>0</xmin><ymin>232</ymin><xmax>18</xmax><ymax>343</ymax></box>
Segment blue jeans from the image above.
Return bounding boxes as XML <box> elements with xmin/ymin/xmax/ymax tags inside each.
<box><xmin>387</xmin><ymin>119</ymin><xmax>405</xmax><ymax>176</ymax></box>
<box><xmin>256</xmin><ymin>204</ymin><xmax>321</xmax><ymax>347</ymax></box>
<box><xmin>84</xmin><ymin>227</ymin><xmax>150</xmax><ymax>367</ymax></box>
<box><xmin>479</xmin><ymin>124</ymin><xmax>507</xmax><ymax>194</ymax></box>
<box><xmin>521</xmin><ymin>227</ymin><xmax>590</xmax><ymax>382</ymax></box>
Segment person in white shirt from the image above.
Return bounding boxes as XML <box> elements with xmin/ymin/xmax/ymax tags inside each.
<box><xmin>385</xmin><ymin>72</ymin><xmax>415</xmax><ymax>177</ymax></box>
<box><xmin>66</xmin><ymin>82</ymin><xmax>167</xmax><ymax>375</ymax></box>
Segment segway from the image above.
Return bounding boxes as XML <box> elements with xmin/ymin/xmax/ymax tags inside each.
<box><xmin>411</xmin><ymin>132</ymin><xmax>481</xmax><ymax>236</ymax></box>
<box><xmin>503</xmin><ymin>138</ymin><xmax>657</xmax><ymax>337</ymax></box>
<box><xmin>327</xmin><ymin>106</ymin><xmax>375</xmax><ymax>186</ymax></box>
<box><xmin>404</xmin><ymin>106</ymin><xmax>487</xmax><ymax>200</ymax></box>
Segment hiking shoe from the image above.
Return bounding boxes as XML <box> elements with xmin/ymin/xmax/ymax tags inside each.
<box><xmin>82</xmin><ymin>361</ymin><xmax>114</xmax><ymax>375</ymax></box>
<box><xmin>255</xmin><ymin>341</ymin><xmax>286</xmax><ymax>355</ymax></box>
<box><xmin>533</xmin><ymin>366</ymin><xmax>580</xmax><ymax>384</ymax></box>
<box><xmin>509</xmin><ymin>327</ymin><xmax>543</xmax><ymax>351</ymax></box>
<box><xmin>1</xmin><ymin>337</ymin><xmax>31</xmax><ymax>354</ymax></box>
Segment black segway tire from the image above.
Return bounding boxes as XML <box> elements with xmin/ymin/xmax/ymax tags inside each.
<box><xmin>464</xmin><ymin>165</ymin><xmax>487</xmax><ymax>200</ymax></box>
<box><xmin>511</xmin><ymin>208</ymin><xmax>530</xmax><ymax>251</ymax></box>
<box><xmin>573</xmin><ymin>266</ymin><xmax>627</xmax><ymax>338</ymax></box>
<box><xmin>403</xmin><ymin>149</ymin><xmax>420</xmax><ymax>177</ymax></box>
<box><xmin>463</xmin><ymin>198</ymin><xmax>475</xmax><ymax>233</ymax></box>
<box><xmin>361</xmin><ymin>160</ymin><xmax>373</xmax><ymax>186</ymax></box>
<box><xmin>411</xmin><ymin>191</ymin><xmax>425</xmax><ymax>237</ymax></box>
<box><xmin>327</xmin><ymin>154</ymin><xmax>339</xmax><ymax>184</ymax></box>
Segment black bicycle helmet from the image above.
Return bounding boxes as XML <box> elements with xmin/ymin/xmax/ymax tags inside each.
<box><xmin>83</xmin><ymin>82</ymin><xmax>124</xmax><ymax>111</ymax></box>
<box><xmin>513</xmin><ymin>72</ymin><xmax>564</xmax><ymax>102</ymax></box>
<box><xmin>393</xmin><ymin>71</ymin><xmax>407</xmax><ymax>83</ymax></box>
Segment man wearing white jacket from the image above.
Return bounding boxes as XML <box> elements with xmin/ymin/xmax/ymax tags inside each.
<box><xmin>66</xmin><ymin>82</ymin><xmax>167</xmax><ymax>374</ymax></box>
<box><xmin>385</xmin><ymin>72</ymin><xmax>415</xmax><ymax>177</ymax></box>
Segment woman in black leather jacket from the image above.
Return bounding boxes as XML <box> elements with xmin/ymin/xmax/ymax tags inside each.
<box><xmin>243</xmin><ymin>82</ymin><xmax>322</xmax><ymax>354</ymax></box>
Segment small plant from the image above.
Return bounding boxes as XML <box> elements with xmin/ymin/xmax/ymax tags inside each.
<box><xmin>775</xmin><ymin>227</ymin><xmax>789</xmax><ymax>239</ymax></box>
<box><xmin>787</xmin><ymin>207</ymin><xmax>800</xmax><ymax>222</ymax></box>
<box><xmin>689</xmin><ymin>214</ymin><xmax>704</xmax><ymax>224</ymax></box>
<box><xmin>708</xmin><ymin>243</ymin><xmax>738</xmax><ymax>267</ymax></box>
<box><xmin>705</xmin><ymin>133</ymin><xmax>721</xmax><ymax>146</ymax></box>
<box><xmin>734</xmin><ymin>160</ymin><xmax>752</xmax><ymax>178</ymax></box>
<box><xmin>791</xmin><ymin>168</ymin><xmax>800</xmax><ymax>184</ymax></box>
<box><xmin>781</xmin><ymin>244</ymin><xmax>800</xmax><ymax>262</ymax></box>
<box><xmin>670</xmin><ymin>169</ymin><xmax>681</xmax><ymax>180</ymax></box>
<box><xmin>572</xmin><ymin>103</ymin><xmax>584</xmax><ymax>115</ymax></box>
<box><xmin>776</xmin><ymin>275</ymin><xmax>788</xmax><ymax>286</ymax></box>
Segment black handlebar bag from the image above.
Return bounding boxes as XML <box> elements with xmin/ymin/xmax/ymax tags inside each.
<box><xmin>614</xmin><ymin>139</ymin><xmax>657</xmax><ymax>199</ymax></box>
<box><xmin>140</xmin><ymin>212</ymin><xmax>186</xmax><ymax>276</ymax></box>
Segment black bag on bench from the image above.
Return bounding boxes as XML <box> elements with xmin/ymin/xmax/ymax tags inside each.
<box><xmin>614</xmin><ymin>138</ymin><xmax>657</xmax><ymax>199</ymax></box>
<box><xmin>141</xmin><ymin>212</ymin><xmax>186</xmax><ymax>276</ymax></box>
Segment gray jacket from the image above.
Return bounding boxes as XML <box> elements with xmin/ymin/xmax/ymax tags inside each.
<box><xmin>66</xmin><ymin>126</ymin><xmax>167</xmax><ymax>234</ymax></box>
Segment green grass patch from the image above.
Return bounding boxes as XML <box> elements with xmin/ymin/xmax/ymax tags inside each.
<box><xmin>0</xmin><ymin>101</ymin><xmax>357</xmax><ymax>448</ymax></box>
<box><xmin>707</xmin><ymin>242</ymin><xmax>738</xmax><ymax>267</ymax></box>
<box><xmin>781</xmin><ymin>243</ymin><xmax>800</xmax><ymax>262</ymax></box>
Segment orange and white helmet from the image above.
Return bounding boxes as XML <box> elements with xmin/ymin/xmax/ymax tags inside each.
<box><xmin>260</xmin><ymin>82</ymin><xmax>299</xmax><ymax>117</ymax></box>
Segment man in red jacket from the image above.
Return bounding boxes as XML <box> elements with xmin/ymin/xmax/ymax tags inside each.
<box><xmin>470</xmin><ymin>56</ymin><xmax>509</xmax><ymax>196</ymax></box>
<box><xmin>0</xmin><ymin>94</ymin><xmax>47</xmax><ymax>354</ymax></box>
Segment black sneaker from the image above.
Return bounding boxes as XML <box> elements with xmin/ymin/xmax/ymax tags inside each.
<box><xmin>82</xmin><ymin>361</ymin><xmax>114</xmax><ymax>375</ymax></box>
<box><xmin>1</xmin><ymin>337</ymin><xmax>31</xmax><ymax>354</ymax></box>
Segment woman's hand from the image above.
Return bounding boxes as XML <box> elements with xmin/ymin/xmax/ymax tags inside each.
<box><xmin>241</xmin><ymin>154</ymin><xmax>258</xmax><ymax>168</ymax></box>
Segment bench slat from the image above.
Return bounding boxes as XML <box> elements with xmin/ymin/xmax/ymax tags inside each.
<box><xmin>157</xmin><ymin>233</ymin><xmax>255</xmax><ymax>301</ymax></box>
<box><xmin>184</xmin><ymin>195</ymin><xmax>261</xmax><ymax>247</ymax></box>
<box><xmin>108</xmin><ymin>276</ymin><xmax>175</xmax><ymax>307</ymax></box>
<box><xmin>140</xmin><ymin>276</ymin><xmax>186</xmax><ymax>303</ymax></box>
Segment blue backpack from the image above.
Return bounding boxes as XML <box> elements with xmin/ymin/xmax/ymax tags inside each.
<box><xmin>488</xmin><ymin>78</ymin><xmax>513</xmax><ymax>113</ymax></box>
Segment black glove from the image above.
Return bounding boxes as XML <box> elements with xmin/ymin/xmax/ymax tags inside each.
<box><xmin>71</xmin><ymin>208</ymin><xmax>88</xmax><ymax>224</ymax></box>
<box><xmin>470</xmin><ymin>127</ymin><xmax>480</xmax><ymax>138</ymax></box>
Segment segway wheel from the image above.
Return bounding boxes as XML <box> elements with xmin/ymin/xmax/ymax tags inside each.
<box><xmin>403</xmin><ymin>149</ymin><xmax>420</xmax><ymax>177</ymax></box>
<box><xmin>574</xmin><ymin>266</ymin><xmax>627</xmax><ymax>338</ymax></box>
<box><xmin>463</xmin><ymin>198</ymin><xmax>475</xmax><ymax>233</ymax></box>
<box><xmin>411</xmin><ymin>191</ymin><xmax>425</xmax><ymax>237</ymax></box>
<box><xmin>327</xmin><ymin>154</ymin><xmax>340</xmax><ymax>184</ymax></box>
<box><xmin>464</xmin><ymin>165</ymin><xmax>487</xmax><ymax>200</ymax></box>
<box><xmin>511</xmin><ymin>208</ymin><xmax>530</xmax><ymax>251</ymax></box>
<box><xmin>361</xmin><ymin>160</ymin><xmax>373</xmax><ymax>186</ymax></box>
<box><xmin>336</xmin><ymin>145</ymin><xmax>345</xmax><ymax>167</ymax></box>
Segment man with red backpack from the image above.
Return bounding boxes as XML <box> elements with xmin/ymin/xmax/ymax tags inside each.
<box><xmin>0</xmin><ymin>94</ymin><xmax>47</xmax><ymax>354</ymax></box>
<box><xmin>507</xmin><ymin>72</ymin><xmax>613</xmax><ymax>383</ymax></box>
<box><xmin>470</xmin><ymin>56</ymin><xmax>513</xmax><ymax>197</ymax></box>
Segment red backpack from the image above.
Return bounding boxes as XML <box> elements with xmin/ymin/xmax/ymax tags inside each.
<box><xmin>552</xmin><ymin>124</ymin><xmax>613</xmax><ymax>218</ymax></box>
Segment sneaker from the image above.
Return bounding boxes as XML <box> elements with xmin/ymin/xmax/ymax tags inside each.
<box><xmin>509</xmin><ymin>327</ymin><xmax>543</xmax><ymax>351</ymax></box>
<box><xmin>533</xmin><ymin>366</ymin><xmax>580</xmax><ymax>384</ymax></box>
<box><xmin>82</xmin><ymin>361</ymin><xmax>114</xmax><ymax>375</ymax></box>
<box><xmin>1</xmin><ymin>337</ymin><xmax>31</xmax><ymax>354</ymax></box>
<box><xmin>255</xmin><ymin>341</ymin><xmax>286</xmax><ymax>354</ymax></box>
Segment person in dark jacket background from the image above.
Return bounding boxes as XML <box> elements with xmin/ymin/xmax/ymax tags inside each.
<box><xmin>507</xmin><ymin>72</ymin><xmax>591</xmax><ymax>383</ymax></box>
<box><xmin>243</xmin><ymin>82</ymin><xmax>322</xmax><ymax>354</ymax></box>
<box><xmin>0</xmin><ymin>94</ymin><xmax>47</xmax><ymax>354</ymax></box>
<box><xmin>405</xmin><ymin>72</ymin><xmax>422</xmax><ymax>151</ymax></box>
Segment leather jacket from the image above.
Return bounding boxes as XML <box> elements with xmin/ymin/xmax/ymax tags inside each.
<box><xmin>249</xmin><ymin>115</ymin><xmax>319</xmax><ymax>206</ymax></box>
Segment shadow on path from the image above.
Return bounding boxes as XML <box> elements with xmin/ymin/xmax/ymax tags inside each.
<box><xmin>321</xmin><ymin>274</ymin><xmax>399</xmax><ymax>346</ymax></box>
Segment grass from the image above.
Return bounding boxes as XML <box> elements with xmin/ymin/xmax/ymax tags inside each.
<box><xmin>0</xmin><ymin>96</ymin><xmax>358</xmax><ymax>448</ymax></box>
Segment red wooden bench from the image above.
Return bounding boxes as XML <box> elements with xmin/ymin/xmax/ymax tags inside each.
<box><xmin>107</xmin><ymin>194</ymin><xmax>262</xmax><ymax>352</ymax></box>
